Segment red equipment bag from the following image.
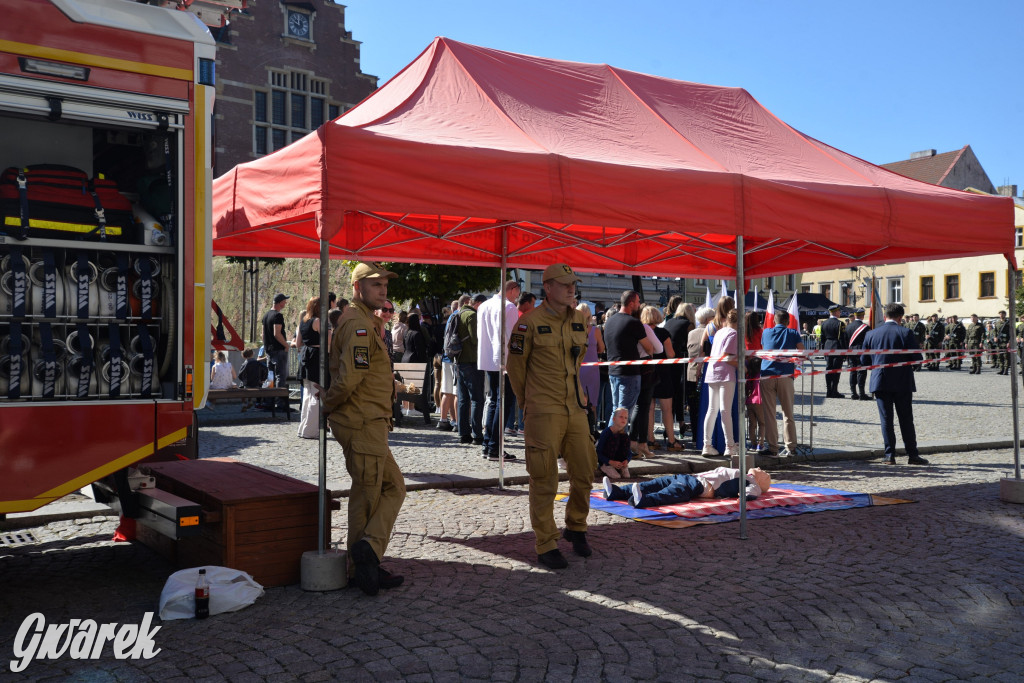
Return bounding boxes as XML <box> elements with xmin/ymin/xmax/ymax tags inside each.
<box><xmin>0</xmin><ymin>165</ymin><xmax>133</xmax><ymax>242</ymax></box>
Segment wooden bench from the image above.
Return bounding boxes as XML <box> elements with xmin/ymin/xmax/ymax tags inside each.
<box><xmin>393</xmin><ymin>362</ymin><xmax>433</xmax><ymax>417</ymax></box>
<box><xmin>208</xmin><ymin>387</ymin><xmax>293</xmax><ymax>420</ymax></box>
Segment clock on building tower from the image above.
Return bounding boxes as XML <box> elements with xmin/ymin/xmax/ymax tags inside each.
<box><xmin>287</xmin><ymin>11</ymin><xmax>310</xmax><ymax>39</ymax></box>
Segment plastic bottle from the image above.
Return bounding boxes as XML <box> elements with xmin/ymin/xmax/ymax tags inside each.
<box><xmin>195</xmin><ymin>568</ymin><xmax>210</xmax><ymax>619</ymax></box>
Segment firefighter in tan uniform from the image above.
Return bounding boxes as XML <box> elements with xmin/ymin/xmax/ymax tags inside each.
<box><xmin>507</xmin><ymin>263</ymin><xmax>598</xmax><ymax>569</ymax></box>
<box><xmin>323</xmin><ymin>262</ymin><xmax>406</xmax><ymax>595</ymax></box>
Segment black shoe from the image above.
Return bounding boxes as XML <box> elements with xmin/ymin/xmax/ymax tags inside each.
<box><xmin>436</xmin><ymin>420</ymin><xmax>455</xmax><ymax>431</ymax></box>
<box><xmin>562</xmin><ymin>529</ymin><xmax>592</xmax><ymax>557</ymax></box>
<box><xmin>473</xmin><ymin>437</ymin><xmax>484</xmax><ymax>446</ymax></box>
<box><xmin>860</xmin><ymin>394</ymin><xmax>872</xmax><ymax>401</ymax></box>
<box><xmin>882</xmin><ymin>457</ymin><xmax>897</xmax><ymax>465</ymax></box>
<box><xmin>422</xmin><ymin>416</ymin><xmax>434</xmax><ymax>426</ymax></box>
<box><xmin>538</xmin><ymin>548</ymin><xmax>568</xmax><ymax>569</ymax></box>
<box><xmin>351</xmin><ymin>540</ymin><xmax>380</xmax><ymax>596</ymax></box>
<box><xmin>378</xmin><ymin>567</ymin><xmax>404</xmax><ymax>590</ymax></box>
<box><xmin>502</xmin><ymin>452</ymin><xmax>517</xmax><ymax>461</ymax></box>
<box><xmin>833</xmin><ymin>392</ymin><xmax>845</xmax><ymax>398</ymax></box>
<box><xmin>460</xmin><ymin>436</ymin><xmax>473</xmax><ymax>444</ymax></box>
<box><xmin>907</xmin><ymin>456</ymin><xmax>930</xmax><ymax>465</ymax></box>
<box><xmin>850</xmin><ymin>392</ymin><xmax>859</xmax><ymax>400</ymax></box>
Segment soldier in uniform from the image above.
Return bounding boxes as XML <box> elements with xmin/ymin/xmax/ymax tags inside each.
<box><xmin>994</xmin><ymin>310</ymin><xmax>1012</xmax><ymax>375</ymax></box>
<box><xmin>507</xmin><ymin>263</ymin><xmax>598</xmax><ymax>570</ymax></box>
<box><xmin>844</xmin><ymin>307</ymin><xmax>871</xmax><ymax>399</ymax></box>
<box><xmin>986</xmin><ymin>321</ymin><xmax>998</xmax><ymax>366</ymax></box>
<box><xmin>945</xmin><ymin>315</ymin><xmax>966</xmax><ymax>370</ymax></box>
<box><xmin>323</xmin><ymin>262</ymin><xmax>406</xmax><ymax>596</ymax></box>
<box><xmin>909</xmin><ymin>314</ymin><xmax>926</xmax><ymax>371</ymax></box>
<box><xmin>1016</xmin><ymin>314</ymin><xmax>1024</xmax><ymax>375</ymax></box>
<box><xmin>819</xmin><ymin>304</ymin><xmax>847</xmax><ymax>397</ymax></box>
<box><xmin>925</xmin><ymin>314</ymin><xmax>944</xmax><ymax>371</ymax></box>
<box><xmin>966</xmin><ymin>313</ymin><xmax>985</xmax><ymax>374</ymax></box>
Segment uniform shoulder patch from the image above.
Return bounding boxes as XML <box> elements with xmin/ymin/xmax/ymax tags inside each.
<box><xmin>518</xmin><ymin>323</ymin><xmax>528</xmax><ymax>331</ymax></box>
<box><xmin>353</xmin><ymin>346</ymin><xmax>370</xmax><ymax>368</ymax></box>
<box><xmin>510</xmin><ymin>334</ymin><xmax>524</xmax><ymax>355</ymax></box>
<box><xmin>537</xmin><ymin>325</ymin><xmax>552</xmax><ymax>334</ymax></box>
<box><xmin>355</xmin><ymin>329</ymin><xmax>368</xmax><ymax>337</ymax></box>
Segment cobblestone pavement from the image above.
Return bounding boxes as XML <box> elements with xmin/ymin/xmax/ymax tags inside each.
<box><xmin>2</xmin><ymin>368</ymin><xmax>1023</xmax><ymax>680</ymax></box>
<box><xmin>2</xmin><ymin>449</ymin><xmax>1023</xmax><ymax>681</ymax></box>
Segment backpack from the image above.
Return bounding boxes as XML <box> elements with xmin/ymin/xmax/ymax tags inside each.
<box><xmin>442</xmin><ymin>310</ymin><xmax>463</xmax><ymax>360</ymax></box>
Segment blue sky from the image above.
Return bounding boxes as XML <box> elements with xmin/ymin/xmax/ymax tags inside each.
<box><xmin>345</xmin><ymin>0</ymin><xmax>1021</xmax><ymax>193</ymax></box>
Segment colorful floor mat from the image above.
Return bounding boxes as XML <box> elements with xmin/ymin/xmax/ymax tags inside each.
<box><xmin>585</xmin><ymin>483</ymin><xmax>912</xmax><ymax>528</ymax></box>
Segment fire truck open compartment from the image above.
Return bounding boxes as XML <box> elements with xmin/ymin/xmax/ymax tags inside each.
<box><xmin>0</xmin><ymin>99</ymin><xmax>185</xmax><ymax>403</ymax></box>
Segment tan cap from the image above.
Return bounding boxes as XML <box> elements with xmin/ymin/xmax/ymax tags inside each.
<box><xmin>542</xmin><ymin>263</ymin><xmax>581</xmax><ymax>284</ymax></box>
<box><xmin>352</xmin><ymin>262</ymin><xmax>398</xmax><ymax>282</ymax></box>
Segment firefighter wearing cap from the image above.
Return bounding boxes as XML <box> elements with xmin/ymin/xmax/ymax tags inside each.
<box><xmin>843</xmin><ymin>308</ymin><xmax>870</xmax><ymax>400</ymax></box>
<box><xmin>819</xmin><ymin>304</ymin><xmax>846</xmax><ymax>398</ymax></box>
<box><xmin>506</xmin><ymin>263</ymin><xmax>597</xmax><ymax>570</ymax></box>
<box><xmin>323</xmin><ymin>262</ymin><xmax>406</xmax><ymax>596</ymax></box>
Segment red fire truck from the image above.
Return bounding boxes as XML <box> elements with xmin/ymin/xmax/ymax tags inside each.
<box><xmin>0</xmin><ymin>0</ymin><xmax>215</xmax><ymax>517</ymax></box>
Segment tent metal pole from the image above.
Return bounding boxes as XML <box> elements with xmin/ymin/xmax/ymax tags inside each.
<box><xmin>736</xmin><ymin>237</ymin><xmax>747</xmax><ymax>540</ymax></box>
<box><xmin>498</xmin><ymin>228</ymin><xmax>508</xmax><ymax>490</ymax></box>
<box><xmin>317</xmin><ymin>236</ymin><xmax>329</xmax><ymax>554</ymax></box>
<box><xmin>1009</xmin><ymin>263</ymin><xmax>1021</xmax><ymax>480</ymax></box>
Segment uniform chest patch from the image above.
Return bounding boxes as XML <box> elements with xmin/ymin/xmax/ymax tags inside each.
<box><xmin>355</xmin><ymin>329</ymin><xmax>368</xmax><ymax>337</ymax></box>
<box><xmin>518</xmin><ymin>324</ymin><xmax>528</xmax><ymax>331</ymax></box>
<box><xmin>571</xmin><ymin>323</ymin><xmax>585</xmax><ymax>331</ymax></box>
<box><xmin>353</xmin><ymin>346</ymin><xmax>370</xmax><ymax>368</ymax></box>
<box><xmin>538</xmin><ymin>325</ymin><xmax>552</xmax><ymax>334</ymax></box>
<box><xmin>510</xmin><ymin>334</ymin><xmax>524</xmax><ymax>355</ymax></box>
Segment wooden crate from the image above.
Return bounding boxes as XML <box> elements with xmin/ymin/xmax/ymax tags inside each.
<box><xmin>138</xmin><ymin>458</ymin><xmax>333</xmax><ymax>587</ymax></box>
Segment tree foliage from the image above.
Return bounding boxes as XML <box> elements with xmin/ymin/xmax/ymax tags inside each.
<box><xmin>1015</xmin><ymin>282</ymin><xmax>1024</xmax><ymax>318</ymax></box>
<box><xmin>375</xmin><ymin>262</ymin><xmax>506</xmax><ymax>306</ymax></box>
<box><xmin>225</xmin><ymin>256</ymin><xmax>285</xmax><ymax>266</ymax></box>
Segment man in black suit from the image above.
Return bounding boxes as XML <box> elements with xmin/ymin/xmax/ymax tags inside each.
<box><xmin>844</xmin><ymin>308</ymin><xmax>871</xmax><ymax>400</ymax></box>
<box><xmin>861</xmin><ymin>302</ymin><xmax>928</xmax><ymax>465</ymax></box>
<box><xmin>819</xmin><ymin>304</ymin><xmax>847</xmax><ymax>398</ymax></box>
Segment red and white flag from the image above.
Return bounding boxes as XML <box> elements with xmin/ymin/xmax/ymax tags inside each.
<box><xmin>763</xmin><ymin>290</ymin><xmax>776</xmax><ymax>329</ymax></box>
<box><xmin>786</xmin><ymin>292</ymin><xmax>800</xmax><ymax>330</ymax></box>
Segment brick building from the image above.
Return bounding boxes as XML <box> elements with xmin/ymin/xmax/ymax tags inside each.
<box><xmin>207</xmin><ymin>0</ymin><xmax>378</xmax><ymax>177</ymax></box>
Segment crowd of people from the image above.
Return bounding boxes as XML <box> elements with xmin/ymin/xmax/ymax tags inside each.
<box><xmin>234</xmin><ymin>261</ymin><xmax>988</xmax><ymax>591</ymax></box>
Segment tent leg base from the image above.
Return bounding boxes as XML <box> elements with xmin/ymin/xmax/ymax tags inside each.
<box><xmin>300</xmin><ymin>549</ymin><xmax>348</xmax><ymax>591</ymax></box>
<box><xmin>999</xmin><ymin>477</ymin><xmax>1024</xmax><ymax>505</ymax></box>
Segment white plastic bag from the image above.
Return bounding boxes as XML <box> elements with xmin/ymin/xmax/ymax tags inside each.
<box><xmin>158</xmin><ymin>566</ymin><xmax>264</xmax><ymax>621</ymax></box>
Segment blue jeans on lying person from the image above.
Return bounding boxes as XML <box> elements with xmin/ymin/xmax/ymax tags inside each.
<box><xmin>605</xmin><ymin>473</ymin><xmax>705</xmax><ymax>509</ymax></box>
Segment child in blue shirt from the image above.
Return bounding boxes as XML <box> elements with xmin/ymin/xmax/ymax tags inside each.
<box><xmin>596</xmin><ymin>407</ymin><xmax>632</xmax><ymax>479</ymax></box>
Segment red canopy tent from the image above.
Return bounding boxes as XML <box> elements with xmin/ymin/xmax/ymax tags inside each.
<box><xmin>212</xmin><ymin>37</ymin><xmax>1013</xmax><ymax>273</ymax></box>
<box><xmin>211</xmin><ymin>37</ymin><xmax>1018</xmax><ymax>546</ymax></box>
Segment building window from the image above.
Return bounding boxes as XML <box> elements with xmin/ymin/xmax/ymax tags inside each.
<box><xmin>819</xmin><ymin>283</ymin><xmax>831</xmax><ymax>300</ymax></box>
<box><xmin>695</xmin><ymin>278</ymin><xmax>707</xmax><ymax>286</ymax></box>
<box><xmin>254</xmin><ymin>71</ymin><xmax>334</xmax><ymax>155</ymax></box>
<box><xmin>254</xmin><ymin>91</ymin><xmax>267</xmax><ymax>123</ymax></box>
<box><xmin>785</xmin><ymin>274</ymin><xmax>796</xmax><ymax>291</ymax></box>
<box><xmin>944</xmin><ymin>274</ymin><xmax>960</xmax><ymax>300</ymax></box>
<box><xmin>979</xmin><ymin>272</ymin><xmax>996</xmax><ymax>298</ymax></box>
<box><xmin>763</xmin><ymin>277</ymin><xmax>773</xmax><ymax>290</ymax></box>
<box><xmin>888</xmin><ymin>278</ymin><xmax>903</xmax><ymax>304</ymax></box>
<box><xmin>254</xmin><ymin>127</ymin><xmax>267</xmax><ymax>156</ymax></box>
<box><xmin>329</xmin><ymin>104</ymin><xmax>340</xmax><ymax>120</ymax></box>
<box><xmin>801</xmin><ymin>283</ymin><xmax>812</xmax><ymax>294</ymax></box>
<box><xmin>1017</xmin><ymin>227</ymin><xmax>1023</xmax><ymax>248</ymax></box>
<box><xmin>840</xmin><ymin>281</ymin><xmax>855</xmax><ymax>307</ymax></box>
<box><xmin>920</xmin><ymin>276</ymin><xmax>934</xmax><ymax>301</ymax></box>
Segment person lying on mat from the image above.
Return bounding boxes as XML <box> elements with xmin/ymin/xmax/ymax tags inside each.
<box><xmin>596</xmin><ymin>407</ymin><xmax>632</xmax><ymax>479</ymax></box>
<box><xmin>603</xmin><ymin>467</ymin><xmax>771</xmax><ymax>509</ymax></box>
